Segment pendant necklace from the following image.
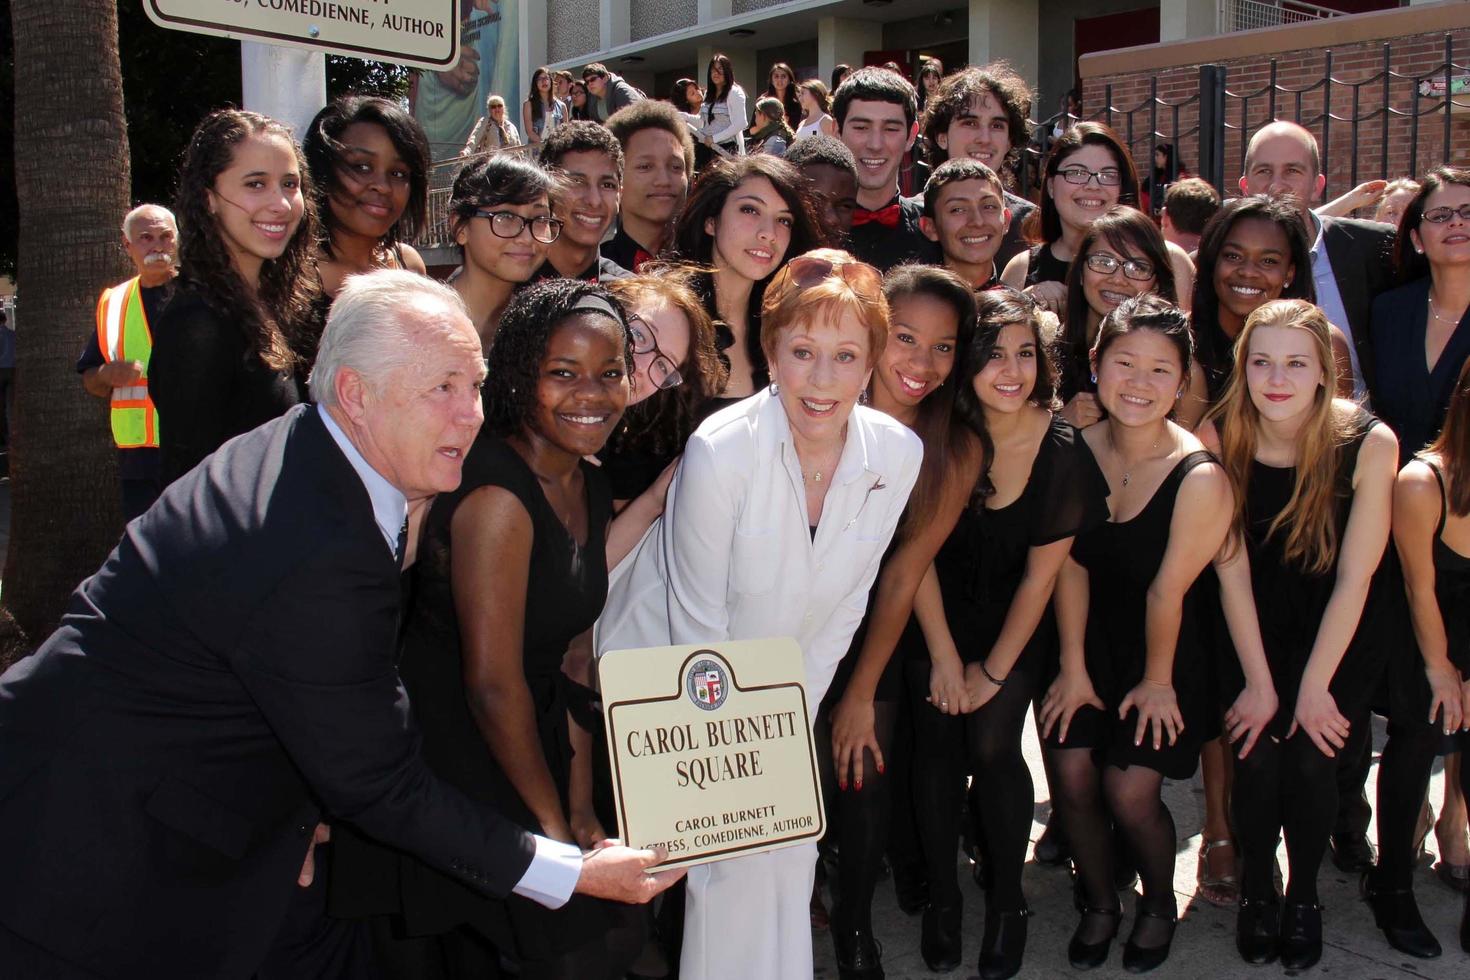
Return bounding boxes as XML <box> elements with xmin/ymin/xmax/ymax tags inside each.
<box><xmin>1429</xmin><ymin>292</ymin><xmax>1467</xmax><ymax>325</ymax></box>
<box><xmin>1111</xmin><ymin>426</ymin><xmax>1169</xmax><ymax>488</ymax></box>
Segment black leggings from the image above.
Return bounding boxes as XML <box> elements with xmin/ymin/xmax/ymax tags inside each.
<box><xmin>1046</xmin><ymin>743</ymin><xmax>1177</xmax><ymax>919</ymax></box>
<box><xmin>905</xmin><ymin>658</ymin><xmax>968</xmax><ymax>909</ymax></box>
<box><xmin>965</xmin><ymin>669</ymin><xmax>1038</xmax><ymax>911</ymax></box>
<box><xmin>1232</xmin><ymin>731</ymin><xmax>1338</xmax><ymax>904</ymax></box>
<box><xmin>1375</xmin><ymin>721</ymin><xmax>1442</xmax><ymax>890</ymax></box>
<box><xmin>815</xmin><ymin>698</ymin><xmax>900</xmax><ymax>934</ymax></box>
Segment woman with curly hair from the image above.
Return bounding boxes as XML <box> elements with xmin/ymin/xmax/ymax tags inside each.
<box><xmin>303</xmin><ymin>95</ymin><xmax>430</xmax><ymax>299</ymax></box>
<box><xmin>671</xmin><ymin>155</ymin><xmax>824</xmax><ymax>405</ymax></box>
<box><xmin>377</xmin><ymin>278</ymin><xmax>645</xmax><ymax>978</ymax></box>
<box><xmin>149</xmin><ymin>109</ymin><xmax>319</xmax><ymax>486</ymax></box>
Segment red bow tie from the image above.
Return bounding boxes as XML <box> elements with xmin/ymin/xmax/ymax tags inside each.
<box><xmin>852</xmin><ymin>202</ymin><xmax>901</xmax><ymax>228</ymax></box>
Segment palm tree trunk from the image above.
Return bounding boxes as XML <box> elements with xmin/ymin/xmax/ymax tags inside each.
<box><xmin>4</xmin><ymin>0</ymin><xmax>130</xmax><ymax>652</ymax></box>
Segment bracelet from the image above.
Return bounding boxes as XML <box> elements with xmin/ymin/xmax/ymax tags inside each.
<box><xmin>980</xmin><ymin>661</ymin><xmax>1007</xmax><ymax>687</ymax></box>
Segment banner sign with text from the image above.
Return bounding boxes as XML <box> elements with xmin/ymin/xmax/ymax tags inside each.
<box><xmin>599</xmin><ymin>639</ymin><xmax>825</xmax><ymax>870</ymax></box>
<box><xmin>145</xmin><ymin>0</ymin><xmax>459</xmax><ymax>70</ymax></box>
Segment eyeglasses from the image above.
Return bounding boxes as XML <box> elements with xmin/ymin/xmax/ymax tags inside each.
<box><xmin>472</xmin><ymin>209</ymin><xmax>563</xmax><ymax>244</ymax></box>
<box><xmin>1085</xmin><ymin>252</ymin><xmax>1155</xmax><ymax>281</ymax></box>
<box><xmin>787</xmin><ymin>254</ymin><xmax>878</xmax><ymax>290</ymax></box>
<box><xmin>1056</xmin><ymin>166</ymin><xmax>1123</xmax><ymax>187</ymax></box>
<box><xmin>1422</xmin><ymin>204</ymin><xmax>1470</xmax><ymax>224</ymax></box>
<box><xmin>627</xmin><ymin>315</ymin><xmax>684</xmax><ymax>392</ymax></box>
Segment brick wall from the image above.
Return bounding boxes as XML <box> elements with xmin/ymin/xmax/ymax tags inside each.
<box><xmin>1080</xmin><ymin>27</ymin><xmax>1470</xmax><ymax>202</ymax></box>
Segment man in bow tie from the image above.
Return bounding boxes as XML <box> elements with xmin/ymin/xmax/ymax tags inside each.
<box><xmin>834</xmin><ymin>67</ymin><xmax>941</xmax><ymax>272</ymax></box>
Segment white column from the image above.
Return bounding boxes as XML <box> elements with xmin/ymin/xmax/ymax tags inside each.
<box><xmin>602</xmin><ymin>0</ymin><xmax>631</xmax><ymax>50</ymax></box>
<box><xmin>817</xmin><ymin>16</ymin><xmax>883</xmax><ymax>88</ymax></box>
<box><xmin>968</xmin><ymin>0</ymin><xmax>1039</xmax><ymax>89</ymax></box>
<box><xmin>1160</xmin><ymin>0</ymin><xmax>1220</xmax><ymax>42</ymax></box>
<box><xmin>240</xmin><ymin>42</ymin><xmax>326</xmax><ymax>141</ymax></box>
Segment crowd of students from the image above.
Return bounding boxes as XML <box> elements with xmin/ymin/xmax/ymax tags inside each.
<box><xmin>74</xmin><ymin>52</ymin><xmax>1470</xmax><ymax>980</ymax></box>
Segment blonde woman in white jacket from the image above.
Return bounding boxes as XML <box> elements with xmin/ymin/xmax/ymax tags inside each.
<box><xmin>598</xmin><ymin>250</ymin><xmax>922</xmax><ymax>980</ymax></box>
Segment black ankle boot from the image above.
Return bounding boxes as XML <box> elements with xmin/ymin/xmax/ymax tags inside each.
<box><xmin>1278</xmin><ymin>902</ymin><xmax>1322</xmax><ymax>970</ymax></box>
<box><xmin>1121</xmin><ymin>907</ymin><xmax>1177</xmax><ymax>974</ymax></box>
<box><xmin>1067</xmin><ymin>905</ymin><xmax>1120</xmax><ymax>970</ymax></box>
<box><xmin>920</xmin><ymin>898</ymin><xmax>962</xmax><ymax>971</ymax></box>
<box><xmin>1362</xmin><ymin>874</ymin><xmax>1442</xmax><ymax>959</ymax></box>
<box><xmin>1234</xmin><ymin>897</ymin><xmax>1280</xmax><ymax>964</ymax></box>
<box><xmin>892</xmin><ymin>861</ymin><xmax>929</xmax><ymax>916</ymax></box>
<box><xmin>831</xmin><ymin>926</ymin><xmax>884</xmax><ymax>980</ymax></box>
<box><xmin>977</xmin><ymin>905</ymin><xmax>1030</xmax><ymax>979</ymax></box>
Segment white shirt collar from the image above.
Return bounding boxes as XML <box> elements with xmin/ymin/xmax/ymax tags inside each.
<box><xmin>317</xmin><ymin>404</ymin><xmax>408</xmax><ymax>556</ymax></box>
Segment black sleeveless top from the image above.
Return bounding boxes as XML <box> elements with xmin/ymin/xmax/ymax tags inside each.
<box><xmin>1424</xmin><ymin>458</ymin><xmax>1470</xmax><ymax>675</ymax></box>
<box><xmin>1241</xmin><ymin>417</ymin><xmax>1391</xmax><ymax>731</ymax></box>
<box><xmin>1024</xmin><ymin>242</ymin><xmax>1071</xmax><ymax>288</ymax></box>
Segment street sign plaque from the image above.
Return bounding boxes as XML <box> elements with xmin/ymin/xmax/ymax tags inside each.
<box><xmin>145</xmin><ymin>0</ymin><xmax>460</xmax><ymax>70</ymax></box>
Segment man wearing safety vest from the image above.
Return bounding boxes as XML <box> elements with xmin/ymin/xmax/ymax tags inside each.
<box><xmin>76</xmin><ymin>204</ymin><xmax>177</xmax><ymax>520</ymax></box>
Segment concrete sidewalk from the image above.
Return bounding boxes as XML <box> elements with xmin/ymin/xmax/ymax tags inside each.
<box><xmin>813</xmin><ymin>715</ymin><xmax>1468</xmax><ymax>979</ymax></box>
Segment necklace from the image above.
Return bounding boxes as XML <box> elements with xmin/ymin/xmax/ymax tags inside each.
<box><xmin>800</xmin><ymin>433</ymin><xmax>845</xmax><ymax>485</ymax></box>
<box><xmin>1429</xmin><ymin>292</ymin><xmax>1468</xmax><ymax>325</ymax></box>
<box><xmin>1109</xmin><ymin>425</ymin><xmax>1170</xmax><ymax>488</ymax></box>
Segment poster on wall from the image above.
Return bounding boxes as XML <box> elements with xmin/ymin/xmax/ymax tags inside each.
<box><xmin>411</xmin><ymin>0</ymin><xmax>520</xmax><ymax>161</ymax></box>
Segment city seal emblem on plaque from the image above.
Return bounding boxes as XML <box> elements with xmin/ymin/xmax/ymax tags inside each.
<box><xmin>686</xmin><ymin>658</ymin><xmax>728</xmax><ymax>711</ymax></box>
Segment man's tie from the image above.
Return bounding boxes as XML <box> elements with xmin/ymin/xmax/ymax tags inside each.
<box><xmin>852</xmin><ymin>202</ymin><xmax>901</xmax><ymax>228</ymax></box>
<box><xmin>395</xmin><ymin>517</ymin><xmax>409</xmax><ymax>566</ymax></box>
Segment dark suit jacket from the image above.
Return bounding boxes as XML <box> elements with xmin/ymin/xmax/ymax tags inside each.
<box><xmin>0</xmin><ymin>406</ymin><xmax>537</xmax><ymax>979</ymax></box>
<box><xmin>1319</xmin><ymin>214</ymin><xmax>1396</xmax><ymax>392</ymax></box>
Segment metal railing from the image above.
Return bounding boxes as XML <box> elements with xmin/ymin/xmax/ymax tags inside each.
<box><xmin>1219</xmin><ymin>0</ymin><xmax>1342</xmax><ymax>34</ymax></box>
<box><xmin>1027</xmin><ymin>33</ymin><xmax>1468</xmax><ymax>205</ymax></box>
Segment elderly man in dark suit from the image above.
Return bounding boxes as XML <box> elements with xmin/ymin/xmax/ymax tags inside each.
<box><xmin>0</xmin><ymin>270</ymin><xmax>679</xmax><ymax>979</ymax></box>
<box><xmin>1240</xmin><ymin>120</ymin><xmax>1397</xmax><ymax>399</ymax></box>
<box><xmin>1239</xmin><ymin>120</ymin><xmax>1396</xmax><ymax>876</ymax></box>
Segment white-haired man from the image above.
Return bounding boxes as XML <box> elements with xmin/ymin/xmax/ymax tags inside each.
<box><xmin>76</xmin><ymin>204</ymin><xmax>178</xmax><ymax>519</ymax></box>
<box><xmin>0</xmin><ymin>270</ymin><xmax>681</xmax><ymax>979</ymax></box>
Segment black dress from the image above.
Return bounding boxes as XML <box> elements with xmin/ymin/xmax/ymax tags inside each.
<box><xmin>1057</xmin><ymin>450</ymin><xmax>1220</xmax><ymax>779</ymax></box>
<box><xmin>1368</xmin><ymin>277</ymin><xmax>1470</xmax><ymax>463</ymax></box>
<box><xmin>385</xmin><ymin>434</ymin><xmax>615</xmax><ymax>957</ymax></box>
<box><xmin>939</xmin><ymin>417</ymin><xmax>1110</xmax><ymax>676</ymax></box>
<box><xmin>148</xmin><ymin>287</ymin><xmax>307</xmax><ymax>485</ymax></box>
<box><xmin>1024</xmin><ymin>242</ymin><xmax>1070</xmax><ymax>288</ymax></box>
<box><xmin>1232</xmin><ymin>420</ymin><xmax>1393</xmax><ymax>737</ymax></box>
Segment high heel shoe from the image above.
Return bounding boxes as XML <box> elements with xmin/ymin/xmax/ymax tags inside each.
<box><xmin>1278</xmin><ymin>901</ymin><xmax>1322</xmax><ymax>970</ymax></box>
<box><xmin>1034</xmin><ymin>822</ymin><xmax>1071</xmax><ymax>867</ymax></box>
<box><xmin>1234</xmin><ymin>897</ymin><xmax>1280</xmax><ymax>964</ymax></box>
<box><xmin>920</xmin><ymin>898</ymin><xmax>962</xmax><ymax>972</ymax></box>
<box><xmin>1362</xmin><ymin>873</ymin><xmax>1442</xmax><ymax>959</ymax></box>
<box><xmin>831</xmin><ymin>926</ymin><xmax>884</xmax><ymax>980</ymax></box>
<box><xmin>1067</xmin><ymin>905</ymin><xmax>1120</xmax><ymax>970</ymax></box>
<box><xmin>977</xmin><ymin>905</ymin><xmax>1030</xmax><ymax>979</ymax></box>
<box><xmin>1121</xmin><ymin>908</ymin><xmax>1177</xmax><ymax>973</ymax></box>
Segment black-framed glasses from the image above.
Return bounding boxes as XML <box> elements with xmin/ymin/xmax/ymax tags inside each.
<box><xmin>471</xmin><ymin>209</ymin><xmax>563</xmax><ymax>244</ymax></box>
<box><xmin>627</xmin><ymin>315</ymin><xmax>683</xmax><ymax>392</ymax></box>
<box><xmin>1422</xmin><ymin>204</ymin><xmax>1470</xmax><ymax>224</ymax></box>
<box><xmin>1085</xmin><ymin>252</ymin><xmax>1155</xmax><ymax>281</ymax></box>
<box><xmin>1057</xmin><ymin>166</ymin><xmax>1123</xmax><ymax>187</ymax></box>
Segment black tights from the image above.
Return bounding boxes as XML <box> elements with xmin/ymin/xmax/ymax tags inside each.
<box><xmin>814</xmin><ymin>698</ymin><xmax>900</xmax><ymax>934</ymax></box>
<box><xmin>906</xmin><ymin>659</ymin><xmax>968</xmax><ymax>909</ymax></box>
<box><xmin>521</xmin><ymin>903</ymin><xmax>645</xmax><ymax>980</ymax></box>
<box><xmin>1047</xmin><ymin>742</ymin><xmax>1177</xmax><ymax>946</ymax></box>
<box><xmin>965</xmin><ymin>670</ymin><xmax>1037</xmax><ymax>911</ymax></box>
<box><xmin>1232</xmin><ymin>732</ymin><xmax>1337</xmax><ymax>905</ymax></box>
<box><xmin>1376</xmin><ymin>721</ymin><xmax>1442</xmax><ymax>890</ymax></box>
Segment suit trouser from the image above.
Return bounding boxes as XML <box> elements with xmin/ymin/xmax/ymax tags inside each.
<box><xmin>681</xmin><ymin>842</ymin><xmax>817</xmax><ymax>980</ymax></box>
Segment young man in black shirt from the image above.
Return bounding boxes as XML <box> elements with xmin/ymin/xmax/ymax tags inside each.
<box><xmin>920</xmin><ymin>159</ymin><xmax>1010</xmax><ymax>292</ymax></box>
<box><xmin>533</xmin><ymin>122</ymin><xmax>631</xmax><ymax>283</ymax></box>
<box><xmin>834</xmin><ymin>68</ymin><xmax>940</xmax><ymax>272</ymax></box>
<box><xmin>603</xmin><ymin>101</ymin><xmax>694</xmax><ymax>272</ymax></box>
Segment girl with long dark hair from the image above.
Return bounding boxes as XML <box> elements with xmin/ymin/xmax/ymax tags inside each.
<box><xmin>303</xmin><ymin>95</ymin><xmax>430</xmax><ymax>298</ymax></box>
<box><xmin>696</xmin><ymin>53</ymin><xmax>748</xmax><ymax>164</ymax></box>
<box><xmin>149</xmin><ymin>109</ymin><xmax>318</xmax><ymax>485</ymax></box>
<box><xmin>671</xmin><ymin>155</ymin><xmax>823</xmax><ymax>404</ymax></box>
<box><xmin>522</xmin><ymin>66</ymin><xmax>568</xmax><ymax>146</ymax></box>
<box><xmin>764</xmin><ymin>62</ymin><xmax>802</xmax><ymax>136</ymax></box>
<box><xmin>1207</xmin><ymin>299</ymin><xmax>1399</xmax><ymax>969</ymax></box>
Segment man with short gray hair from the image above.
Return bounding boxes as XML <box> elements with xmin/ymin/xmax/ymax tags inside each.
<box><xmin>77</xmin><ymin>203</ymin><xmax>178</xmax><ymax>519</ymax></box>
<box><xmin>0</xmin><ymin>269</ymin><xmax>681</xmax><ymax>978</ymax></box>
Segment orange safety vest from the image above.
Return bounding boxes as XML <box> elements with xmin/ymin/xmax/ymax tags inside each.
<box><xmin>94</xmin><ymin>276</ymin><xmax>159</xmax><ymax>449</ymax></box>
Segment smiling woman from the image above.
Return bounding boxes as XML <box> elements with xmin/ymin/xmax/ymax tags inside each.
<box><xmin>147</xmin><ymin>109</ymin><xmax>321</xmax><ymax>486</ymax></box>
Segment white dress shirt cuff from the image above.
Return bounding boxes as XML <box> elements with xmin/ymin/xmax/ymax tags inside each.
<box><xmin>511</xmin><ymin>835</ymin><xmax>583</xmax><ymax>908</ymax></box>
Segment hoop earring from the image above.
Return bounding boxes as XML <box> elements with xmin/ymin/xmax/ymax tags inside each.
<box><xmin>769</xmin><ymin>382</ymin><xmax>780</xmax><ymax>395</ymax></box>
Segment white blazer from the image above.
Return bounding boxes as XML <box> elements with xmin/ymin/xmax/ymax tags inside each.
<box><xmin>598</xmin><ymin>389</ymin><xmax>923</xmax><ymax>707</ymax></box>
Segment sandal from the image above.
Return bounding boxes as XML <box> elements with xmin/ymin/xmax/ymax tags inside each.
<box><xmin>1196</xmin><ymin>837</ymin><xmax>1240</xmax><ymax>907</ymax></box>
